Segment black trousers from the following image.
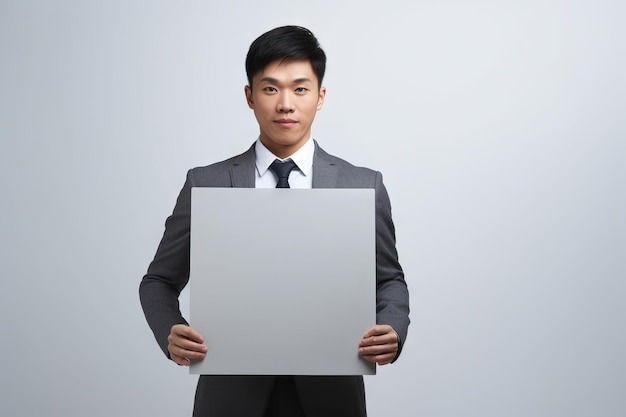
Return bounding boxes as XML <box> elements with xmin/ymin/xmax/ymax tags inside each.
<box><xmin>263</xmin><ymin>376</ymin><xmax>305</xmax><ymax>417</ymax></box>
<box><xmin>193</xmin><ymin>375</ymin><xmax>367</xmax><ymax>417</ymax></box>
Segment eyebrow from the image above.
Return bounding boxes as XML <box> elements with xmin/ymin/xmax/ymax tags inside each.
<box><xmin>259</xmin><ymin>77</ymin><xmax>313</xmax><ymax>85</ymax></box>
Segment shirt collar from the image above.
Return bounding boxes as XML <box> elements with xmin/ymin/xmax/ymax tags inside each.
<box><xmin>255</xmin><ymin>138</ymin><xmax>314</xmax><ymax>177</ymax></box>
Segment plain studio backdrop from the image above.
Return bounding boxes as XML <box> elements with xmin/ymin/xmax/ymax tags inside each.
<box><xmin>0</xmin><ymin>1</ymin><xmax>624</xmax><ymax>416</ymax></box>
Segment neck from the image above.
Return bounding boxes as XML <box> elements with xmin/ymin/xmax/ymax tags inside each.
<box><xmin>260</xmin><ymin>137</ymin><xmax>310</xmax><ymax>159</ymax></box>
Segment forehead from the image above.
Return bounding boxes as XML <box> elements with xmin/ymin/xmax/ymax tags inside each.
<box><xmin>253</xmin><ymin>59</ymin><xmax>318</xmax><ymax>85</ymax></box>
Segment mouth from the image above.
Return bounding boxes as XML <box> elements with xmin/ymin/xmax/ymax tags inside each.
<box><xmin>275</xmin><ymin>119</ymin><xmax>298</xmax><ymax>128</ymax></box>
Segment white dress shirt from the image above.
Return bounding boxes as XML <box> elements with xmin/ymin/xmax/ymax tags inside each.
<box><xmin>254</xmin><ymin>138</ymin><xmax>314</xmax><ymax>189</ymax></box>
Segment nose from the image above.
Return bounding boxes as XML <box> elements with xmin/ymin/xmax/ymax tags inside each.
<box><xmin>277</xmin><ymin>93</ymin><xmax>295</xmax><ymax>113</ymax></box>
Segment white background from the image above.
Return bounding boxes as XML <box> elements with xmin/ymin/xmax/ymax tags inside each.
<box><xmin>1</xmin><ymin>1</ymin><xmax>624</xmax><ymax>416</ymax></box>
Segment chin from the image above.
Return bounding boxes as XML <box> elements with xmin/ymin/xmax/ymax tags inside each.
<box><xmin>271</xmin><ymin>137</ymin><xmax>303</xmax><ymax>146</ymax></box>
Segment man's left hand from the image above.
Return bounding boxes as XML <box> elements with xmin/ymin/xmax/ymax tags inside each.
<box><xmin>358</xmin><ymin>324</ymin><xmax>399</xmax><ymax>365</ymax></box>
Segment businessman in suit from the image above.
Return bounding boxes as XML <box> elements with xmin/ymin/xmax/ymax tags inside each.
<box><xmin>140</xmin><ymin>26</ymin><xmax>410</xmax><ymax>417</ymax></box>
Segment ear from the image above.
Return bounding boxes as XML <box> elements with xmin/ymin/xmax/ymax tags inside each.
<box><xmin>316</xmin><ymin>86</ymin><xmax>327</xmax><ymax>111</ymax></box>
<box><xmin>245</xmin><ymin>85</ymin><xmax>254</xmax><ymax>109</ymax></box>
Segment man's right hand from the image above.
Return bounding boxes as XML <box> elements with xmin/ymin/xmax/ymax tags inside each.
<box><xmin>168</xmin><ymin>324</ymin><xmax>208</xmax><ymax>366</ymax></box>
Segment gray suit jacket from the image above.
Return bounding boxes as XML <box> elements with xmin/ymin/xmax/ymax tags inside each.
<box><xmin>140</xmin><ymin>141</ymin><xmax>409</xmax><ymax>416</ymax></box>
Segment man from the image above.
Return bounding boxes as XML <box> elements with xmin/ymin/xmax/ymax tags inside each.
<box><xmin>140</xmin><ymin>26</ymin><xmax>409</xmax><ymax>417</ymax></box>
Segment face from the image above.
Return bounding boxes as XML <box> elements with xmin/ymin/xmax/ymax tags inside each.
<box><xmin>245</xmin><ymin>59</ymin><xmax>326</xmax><ymax>159</ymax></box>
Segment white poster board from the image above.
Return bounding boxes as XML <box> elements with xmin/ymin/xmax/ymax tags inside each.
<box><xmin>189</xmin><ymin>188</ymin><xmax>376</xmax><ymax>375</ymax></box>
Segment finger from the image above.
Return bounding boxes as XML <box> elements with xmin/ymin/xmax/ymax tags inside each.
<box><xmin>172</xmin><ymin>324</ymin><xmax>205</xmax><ymax>344</ymax></box>
<box><xmin>168</xmin><ymin>327</ymin><xmax>208</xmax><ymax>355</ymax></box>
<box><xmin>167</xmin><ymin>344</ymin><xmax>206</xmax><ymax>359</ymax></box>
<box><xmin>359</xmin><ymin>332</ymin><xmax>397</xmax><ymax>347</ymax></box>
<box><xmin>171</xmin><ymin>354</ymin><xmax>192</xmax><ymax>367</ymax></box>
<box><xmin>168</xmin><ymin>334</ymin><xmax>207</xmax><ymax>360</ymax></box>
<box><xmin>360</xmin><ymin>352</ymin><xmax>396</xmax><ymax>365</ymax></box>
<box><xmin>362</xmin><ymin>324</ymin><xmax>395</xmax><ymax>338</ymax></box>
<box><xmin>168</xmin><ymin>342</ymin><xmax>207</xmax><ymax>361</ymax></box>
<box><xmin>169</xmin><ymin>334</ymin><xmax>208</xmax><ymax>353</ymax></box>
<box><xmin>359</xmin><ymin>342</ymin><xmax>397</xmax><ymax>357</ymax></box>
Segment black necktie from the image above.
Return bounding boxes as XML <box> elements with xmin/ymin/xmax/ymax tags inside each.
<box><xmin>269</xmin><ymin>159</ymin><xmax>297</xmax><ymax>188</ymax></box>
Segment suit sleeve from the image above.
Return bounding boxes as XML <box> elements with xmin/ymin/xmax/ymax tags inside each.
<box><xmin>139</xmin><ymin>170</ymin><xmax>194</xmax><ymax>358</ymax></box>
<box><xmin>374</xmin><ymin>171</ymin><xmax>410</xmax><ymax>361</ymax></box>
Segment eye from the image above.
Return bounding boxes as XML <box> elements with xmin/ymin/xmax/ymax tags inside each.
<box><xmin>295</xmin><ymin>87</ymin><xmax>308</xmax><ymax>94</ymax></box>
<box><xmin>263</xmin><ymin>87</ymin><xmax>277</xmax><ymax>93</ymax></box>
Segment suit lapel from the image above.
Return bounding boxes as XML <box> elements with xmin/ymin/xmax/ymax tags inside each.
<box><xmin>229</xmin><ymin>145</ymin><xmax>256</xmax><ymax>188</ymax></box>
<box><xmin>312</xmin><ymin>141</ymin><xmax>338</xmax><ymax>189</ymax></box>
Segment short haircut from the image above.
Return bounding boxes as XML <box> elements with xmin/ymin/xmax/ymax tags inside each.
<box><xmin>245</xmin><ymin>25</ymin><xmax>327</xmax><ymax>88</ymax></box>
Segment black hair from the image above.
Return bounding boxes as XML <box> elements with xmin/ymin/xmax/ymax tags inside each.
<box><xmin>245</xmin><ymin>26</ymin><xmax>326</xmax><ymax>88</ymax></box>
